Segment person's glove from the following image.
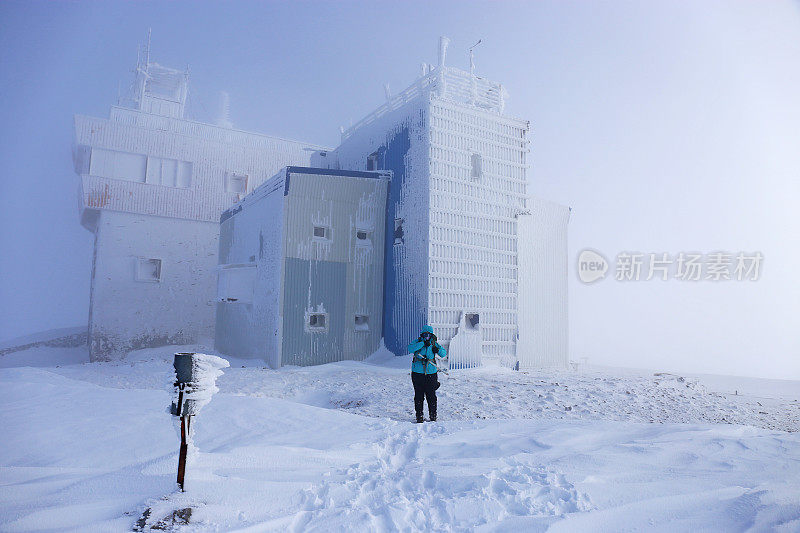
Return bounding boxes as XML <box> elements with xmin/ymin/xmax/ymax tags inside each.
<box><xmin>432</xmin><ymin>345</ymin><xmax>439</xmax><ymax>354</ymax></box>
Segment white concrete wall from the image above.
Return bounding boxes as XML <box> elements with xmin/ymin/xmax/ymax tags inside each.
<box><xmin>516</xmin><ymin>198</ymin><xmax>571</xmax><ymax>369</ymax></box>
<box><xmin>74</xmin><ymin>103</ymin><xmax>329</xmax><ymax>360</ymax></box>
<box><xmin>89</xmin><ymin>210</ymin><xmax>219</xmax><ymax>360</ymax></box>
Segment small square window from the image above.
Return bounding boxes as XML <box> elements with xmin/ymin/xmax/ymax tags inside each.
<box><xmin>354</xmin><ymin>314</ymin><xmax>369</xmax><ymax>331</ymax></box>
<box><xmin>465</xmin><ymin>313</ymin><xmax>480</xmax><ymax>330</ymax></box>
<box><xmin>306</xmin><ymin>312</ymin><xmax>328</xmax><ymax>333</ymax></box>
<box><xmin>227</xmin><ymin>173</ymin><xmax>248</xmax><ymax>194</ymax></box>
<box><xmin>355</xmin><ymin>229</ymin><xmax>372</xmax><ymax>246</ymax></box>
<box><xmin>136</xmin><ymin>258</ymin><xmax>162</xmax><ymax>282</ymax></box>
<box><xmin>313</xmin><ymin>226</ymin><xmax>330</xmax><ymax>239</ymax></box>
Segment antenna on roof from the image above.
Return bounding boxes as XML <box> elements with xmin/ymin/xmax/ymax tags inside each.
<box><xmin>438</xmin><ymin>36</ymin><xmax>450</xmax><ymax>69</ymax></box>
<box><xmin>145</xmin><ymin>28</ymin><xmax>152</xmax><ymax>66</ymax></box>
<box><xmin>469</xmin><ymin>39</ymin><xmax>482</xmax><ymax>75</ymax></box>
<box><xmin>216</xmin><ymin>91</ymin><xmax>233</xmax><ymax>129</ymax></box>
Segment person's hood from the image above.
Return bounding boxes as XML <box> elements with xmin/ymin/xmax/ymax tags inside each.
<box><xmin>421</xmin><ymin>325</ymin><xmax>434</xmax><ymax>335</ymax></box>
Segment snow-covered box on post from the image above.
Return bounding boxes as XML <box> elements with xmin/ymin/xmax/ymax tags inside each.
<box><xmin>215</xmin><ymin>166</ymin><xmax>390</xmax><ymax>368</ymax></box>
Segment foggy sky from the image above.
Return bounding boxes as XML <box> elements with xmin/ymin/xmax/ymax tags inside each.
<box><xmin>1</xmin><ymin>1</ymin><xmax>798</xmax><ymax>379</ymax></box>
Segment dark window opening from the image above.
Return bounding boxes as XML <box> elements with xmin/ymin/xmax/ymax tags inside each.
<box><xmin>470</xmin><ymin>153</ymin><xmax>482</xmax><ymax>179</ymax></box>
<box><xmin>354</xmin><ymin>314</ymin><xmax>369</xmax><ymax>331</ymax></box>
<box><xmin>393</xmin><ymin>218</ymin><xmax>405</xmax><ymax>245</ymax></box>
<box><xmin>308</xmin><ymin>313</ymin><xmax>327</xmax><ymax>330</ymax></box>
<box><xmin>367</xmin><ymin>152</ymin><xmax>379</xmax><ymax>171</ymax></box>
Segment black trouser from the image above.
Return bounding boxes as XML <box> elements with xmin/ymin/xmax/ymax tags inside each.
<box><xmin>412</xmin><ymin>371</ymin><xmax>437</xmax><ymax>419</ymax></box>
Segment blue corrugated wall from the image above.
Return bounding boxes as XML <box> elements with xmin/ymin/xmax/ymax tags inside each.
<box><xmin>376</xmin><ymin>127</ymin><xmax>427</xmax><ymax>355</ymax></box>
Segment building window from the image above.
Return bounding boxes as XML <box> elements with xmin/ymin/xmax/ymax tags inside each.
<box><xmin>135</xmin><ymin>258</ymin><xmax>162</xmax><ymax>282</ymax></box>
<box><xmin>354</xmin><ymin>315</ymin><xmax>369</xmax><ymax>331</ymax></box>
<box><xmin>355</xmin><ymin>229</ymin><xmax>371</xmax><ymax>245</ymax></box>
<box><xmin>367</xmin><ymin>151</ymin><xmax>379</xmax><ymax>171</ymax></box>
<box><xmin>147</xmin><ymin>157</ymin><xmax>192</xmax><ymax>188</ymax></box>
<box><xmin>217</xmin><ymin>264</ymin><xmax>257</xmax><ymax>304</ymax></box>
<box><xmin>470</xmin><ymin>153</ymin><xmax>482</xmax><ymax>180</ymax></box>
<box><xmin>313</xmin><ymin>225</ymin><xmax>330</xmax><ymax>240</ymax></box>
<box><xmin>306</xmin><ymin>312</ymin><xmax>328</xmax><ymax>333</ymax></box>
<box><xmin>90</xmin><ymin>148</ymin><xmax>147</xmax><ymax>183</ymax></box>
<box><xmin>393</xmin><ymin>218</ymin><xmax>404</xmax><ymax>245</ymax></box>
<box><xmin>227</xmin><ymin>173</ymin><xmax>248</xmax><ymax>194</ymax></box>
<box><xmin>465</xmin><ymin>313</ymin><xmax>480</xmax><ymax>330</ymax></box>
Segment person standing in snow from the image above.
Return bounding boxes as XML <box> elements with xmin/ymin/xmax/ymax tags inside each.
<box><xmin>408</xmin><ymin>325</ymin><xmax>446</xmax><ymax>423</ymax></box>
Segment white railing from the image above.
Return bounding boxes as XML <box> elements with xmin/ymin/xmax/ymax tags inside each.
<box><xmin>342</xmin><ymin>67</ymin><xmax>506</xmax><ymax>141</ymax></box>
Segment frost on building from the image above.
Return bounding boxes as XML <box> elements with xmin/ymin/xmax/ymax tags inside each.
<box><xmin>321</xmin><ymin>37</ymin><xmax>570</xmax><ymax>368</ymax></box>
<box><xmin>72</xmin><ymin>50</ymin><xmax>328</xmax><ymax>360</ymax></box>
<box><xmin>215</xmin><ymin>167</ymin><xmax>389</xmax><ymax>368</ymax></box>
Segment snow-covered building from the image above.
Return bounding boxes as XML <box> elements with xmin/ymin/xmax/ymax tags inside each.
<box><xmin>315</xmin><ymin>37</ymin><xmax>570</xmax><ymax>368</ymax></box>
<box><xmin>72</xmin><ymin>52</ymin><xmax>328</xmax><ymax>360</ymax></box>
<box><xmin>215</xmin><ymin>167</ymin><xmax>390</xmax><ymax>367</ymax></box>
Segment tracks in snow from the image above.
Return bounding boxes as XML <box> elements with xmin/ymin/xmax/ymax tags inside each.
<box><xmin>288</xmin><ymin>421</ymin><xmax>592</xmax><ymax>532</ymax></box>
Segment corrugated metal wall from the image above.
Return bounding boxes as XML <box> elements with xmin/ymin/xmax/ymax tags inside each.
<box><xmin>516</xmin><ymin>198</ymin><xmax>570</xmax><ymax>368</ymax></box>
<box><xmin>280</xmin><ymin>170</ymin><xmax>387</xmax><ymax>365</ymax></box>
<box><xmin>281</xmin><ymin>257</ymin><xmax>346</xmax><ymax>366</ymax></box>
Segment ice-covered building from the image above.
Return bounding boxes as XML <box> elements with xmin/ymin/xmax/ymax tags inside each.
<box><xmin>215</xmin><ymin>167</ymin><xmax>390</xmax><ymax>367</ymax></box>
<box><xmin>72</xmin><ymin>51</ymin><xmax>327</xmax><ymax>360</ymax></box>
<box><xmin>315</xmin><ymin>37</ymin><xmax>570</xmax><ymax>368</ymax></box>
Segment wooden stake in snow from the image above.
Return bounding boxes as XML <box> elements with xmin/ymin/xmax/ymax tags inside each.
<box><xmin>171</xmin><ymin>352</ymin><xmax>229</xmax><ymax>491</ymax></box>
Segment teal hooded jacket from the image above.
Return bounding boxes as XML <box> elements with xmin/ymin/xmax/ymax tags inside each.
<box><xmin>408</xmin><ymin>325</ymin><xmax>446</xmax><ymax>374</ymax></box>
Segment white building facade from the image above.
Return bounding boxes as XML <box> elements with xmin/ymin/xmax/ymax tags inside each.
<box><xmin>326</xmin><ymin>38</ymin><xmax>570</xmax><ymax>368</ymax></box>
<box><xmin>72</xmin><ymin>56</ymin><xmax>327</xmax><ymax>360</ymax></box>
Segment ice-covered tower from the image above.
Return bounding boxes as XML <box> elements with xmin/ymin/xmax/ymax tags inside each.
<box><xmin>72</xmin><ymin>44</ymin><xmax>328</xmax><ymax>360</ymax></box>
<box><xmin>329</xmin><ymin>37</ymin><xmax>569</xmax><ymax>368</ymax></box>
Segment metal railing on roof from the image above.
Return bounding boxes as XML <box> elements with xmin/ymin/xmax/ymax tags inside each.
<box><xmin>341</xmin><ymin>67</ymin><xmax>506</xmax><ymax>141</ymax></box>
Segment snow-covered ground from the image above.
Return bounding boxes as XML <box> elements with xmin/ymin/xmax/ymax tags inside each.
<box><xmin>1</xmin><ymin>342</ymin><xmax>799</xmax><ymax>531</ymax></box>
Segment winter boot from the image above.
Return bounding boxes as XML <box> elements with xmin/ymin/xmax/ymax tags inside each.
<box><xmin>416</xmin><ymin>415</ymin><xmax>424</xmax><ymax>423</ymax></box>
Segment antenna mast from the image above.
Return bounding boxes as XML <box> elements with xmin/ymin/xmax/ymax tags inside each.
<box><xmin>145</xmin><ymin>28</ymin><xmax>152</xmax><ymax>67</ymax></box>
<box><xmin>469</xmin><ymin>39</ymin><xmax>482</xmax><ymax>75</ymax></box>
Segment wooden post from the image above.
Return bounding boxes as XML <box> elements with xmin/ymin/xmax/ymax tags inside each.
<box><xmin>176</xmin><ymin>383</ymin><xmax>185</xmax><ymax>415</ymax></box>
<box><xmin>177</xmin><ymin>415</ymin><xmax>189</xmax><ymax>491</ymax></box>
